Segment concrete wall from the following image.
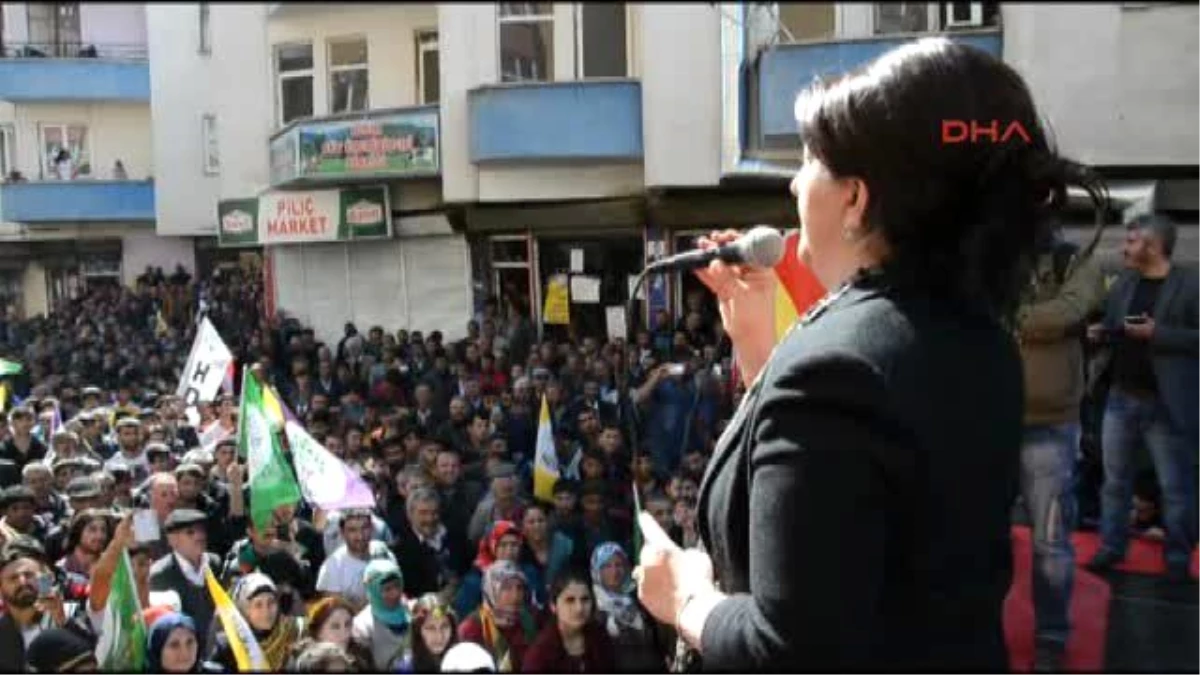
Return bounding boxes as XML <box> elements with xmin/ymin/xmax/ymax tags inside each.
<box><xmin>266</xmin><ymin>3</ymin><xmax>436</xmax><ymax>119</ymax></box>
<box><xmin>147</xmin><ymin>4</ymin><xmax>221</xmax><ymax>236</ymax></box>
<box><xmin>80</xmin><ymin>3</ymin><xmax>147</xmax><ymax>49</ymax></box>
<box><xmin>3</xmin><ymin>102</ymin><xmax>153</xmax><ymax>180</ymax></box>
<box><xmin>639</xmin><ymin>3</ymin><xmax>722</xmax><ymax>187</ymax></box>
<box><xmin>120</xmin><ymin>230</ymin><xmax>195</xmax><ymax>286</ymax></box>
<box><xmin>1003</xmin><ymin>3</ymin><xmax>1199</xmax><ymax>166</ymax></box>
<box><xmin>210</xmin><ymin>3</ymin><xmax>272</xmax><ymax>200</ymax></box>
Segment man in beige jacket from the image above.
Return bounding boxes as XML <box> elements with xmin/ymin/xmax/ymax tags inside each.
<box><xmin>1015</xmin><ymin>230</ymin><xmax>1107</xmax><ymax>672</ymax></box>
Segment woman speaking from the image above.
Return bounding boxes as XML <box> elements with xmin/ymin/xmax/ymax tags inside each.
<box><xmin>633</xmin><ymin>37</ymin><xmax>1107</xmax><ymax>671</ymax></box>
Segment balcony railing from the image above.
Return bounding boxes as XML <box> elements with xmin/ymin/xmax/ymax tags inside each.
<box><xmin>0</xmin><ymin>41</ymin><xmax>148</xmax><ymax>60</ymax></box>
<box><xmin>0</xmin><ymin>179</ymin><xmax>155</xmax><ymax>223</ymax></box>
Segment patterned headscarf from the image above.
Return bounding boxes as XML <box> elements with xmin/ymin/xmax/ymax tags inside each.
<box><xmin>146</xmin><ymin>612</ymin><xmax>200</xmax><ymax>673</ymax></box>
<box><xmin>231</xmin><ymin>572</ymin><xmax>299</xmax><ymax>670</ymax></box>
<box><xmin>590</xmin><ymin>542</ymin><xmax>644</xmax><ymax>636</ymax></box>
<box><xmin>481</xmin><ymin>560</ymin><xmax>528</xmax><ymax>628</ymax></box>
<box><xmin>474</xmin><ymin>520</ymin><xmax>523</xmax><ymax>571</ymax></box>
<box><xmin>363</xmin><ymin>558</ymin><xmax>410</xmax><ymax>632</ymax></box>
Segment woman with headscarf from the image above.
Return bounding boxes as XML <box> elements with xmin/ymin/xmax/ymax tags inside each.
<box><xmin>409</xmin><ymin>593</ymin><xmax>460</xmax><ymax>673</ymax></box>
<box><xmin>295</xmin><ymin>595</ymin><xmax>372</xmax><ymax>672</ymax></box>
<box><xmin>351</xmin><ymin>559</ymin><xmax>413</xmax><ymax>671</ymax></box>
<box><xmin>145</xmin><ymin>611</ymin><xmax>222</xmax><ymax>673</ymax></box>
<box><xmin>589</xmin><ymin>542</ymin><xmax>666</xmax><ymax>671</ymax></box>
<box><xmin>454</xmin><ymin>521</ymin><xmax>543</xmax><ymax>619</ymax></box>
<box><xmin>209</xmin><ymin>573</ymin><xmax>303</xmax><ymax>671</ymax></box>
<box><xmin>457</xmin><ymin>561</ymin><xmax>542</xmax><ymax>673</ymax></box>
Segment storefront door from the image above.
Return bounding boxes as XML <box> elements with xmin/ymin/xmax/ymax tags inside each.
<box><xmin>536</xmin><ymin>235</ymin><xmax>644</xmax><ymax>343</ymax></box>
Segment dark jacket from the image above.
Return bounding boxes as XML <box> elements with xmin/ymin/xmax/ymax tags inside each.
<box><xmin>1094</xmin><ymin>266</ymin><xmax>1199</xmax><ymax>440</ymax></box>
<box><xmin>521</xmin><ymin>621</ymin><xmax>615</xmax><ymax>673</ymax></box>
<box><xmin>695</xmin><ymin>271</ymin><xmax>1022</xmax><ymax>672</ymax></box>
<box><xmin>149</xmin><ymin>552</ymin><xmax>223</xmax><ymax>651</ymax></box>
<box><xmin>393</xmin><ymin>523</ymin><xmax>470</xmax><ymax>598</ymax></box>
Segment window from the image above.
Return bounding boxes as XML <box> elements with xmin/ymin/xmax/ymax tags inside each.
<box><xmin>498</xmin><ymin>3</ymin><xmax>554</xmax><ymax>83</ymax></box>
<box><xmin>202</xmin><ymin>114</ymin><xmax>219</xmax><ymax>175</ymax></box>
<box><xmin>275</xmin><ymin>43</ymin><xmax>314</xmax><ymax>125</ymax></box>
<box><xmin>27</xmin><ymin>2</ymin><xmax>81</xmax><ymax>56</ymax></box>
<box><xmin>328</xmin><ymin>37</ymin><xmax>368</xmax><ymax>114</ymax></box>
<box><xmin>416</xmin><ymin>30</ymin><xmax>440</xmax><ymax>104</ymax></box>
<box><xmin>579</xmin><ymin>3</ymin><xmax>626</xmax><ymax>78</ymax></box>
<box><xmin>0</xmin><ymin>126</ymin><xmax>14</xmax><ymax>178</ymax></box>
<box><xmin>777</xmin><ymin>3</ymin><xmax>836</xmax><ymax>42</ymax></box>
<box><xmin>873</xmin><ymin>2</ymin><xmax>935</xmax><ymax>34</ymax></box>
<box><xmin>40</xmin><ymin>123</ymin><xmax>90</xmax><ymax>180</ymax></box>
<box><xmin>199</xmin><ymin>2</ymin><xmax>211</xmax><ymax>54</ymax></box>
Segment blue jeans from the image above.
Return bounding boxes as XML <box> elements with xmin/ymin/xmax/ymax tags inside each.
<box><xmin>1020</xmin><ymin>423</ymin><xmax>1079</xmax><ymax>645</ymax></box>
<box><xmin>1099</xmin><ymin>389</ymin><xmax>1198</xmax><ymax>569</ymax></box>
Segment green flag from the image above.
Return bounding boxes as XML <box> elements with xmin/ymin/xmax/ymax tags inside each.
<box><xmin>239</xmin><ymin>370</ymin><xmax>301</xmax><ymax>532</ymax></box>
<box><xmin>0</xmin><ymin>358</ymin><xmax>21</xmax><ymax>377</ymax></box>
<box><xmin>95</xmin><ymin>550</ymin><xmax>147</xmax><ymax>671</ymax></box>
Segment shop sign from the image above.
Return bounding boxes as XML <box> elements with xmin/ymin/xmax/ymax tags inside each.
<box><xmin>269</xmin><ymin>107</ymin><xmax>439</xmax><ymax>186</ymax></box>
<box><xmin>217</xmin><ymin>186</ymin><xmax>390</xmax><ymax>247</ymax></box>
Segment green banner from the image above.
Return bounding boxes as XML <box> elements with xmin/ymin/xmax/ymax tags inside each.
<box><xmin>269</xmin><ymin>107</ymin><xmax>439</xmax><ymax>186</ymax></box>
<box><xmin>217</xmin><ymin>185</ymin><xmax>390</xmax><ymax>247</ymax></box>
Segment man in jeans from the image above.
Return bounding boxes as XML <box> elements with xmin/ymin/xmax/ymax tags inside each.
<box><xmin>1086</xmin><ymin>214</ymin><xmax>1199</xmax><ymax>582</ymax></box>
<box><xmin>1016</xmin><ymin>226</ymin><xmax>1106</xmax><ymax>672</ymax></box>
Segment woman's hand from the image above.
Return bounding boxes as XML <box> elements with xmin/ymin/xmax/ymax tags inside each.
<box><xmin>694</xmin><ymin>230</ymin><xmax>780</xmax><ymax>386</ymax></box>
<box><xmin>634</xmin><ymin>512</ymin><xmax>716</xmax><ymax>626</ymax></box>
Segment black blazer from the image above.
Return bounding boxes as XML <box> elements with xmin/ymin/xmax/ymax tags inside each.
<box><xmin>149</xmin><ymin>551</ymin><xmax>223</xmax><ymax>651</ymax></box>
<box><xmin>695</xmin><ymin>270</ymin><xmax>1022</xmax><ymax>672</ymax></box>
<box><xmin>1095</xmin><ymin>266</ymin><xmax>1199</xmax><ymax>440</ymax></box>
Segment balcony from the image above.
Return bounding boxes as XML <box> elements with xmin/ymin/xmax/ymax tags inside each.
<box><xmin>752</xmin><ymin>30</ymin><xmax>1002</xmax><ymax>148</ymax></box>
<box><xmin>269</xmin><ymin>105</ymin><xmax>440</xmax><ymax>188</ymax></box>
<box><xmin>468</xmin><ymin>79</ymin><xmax>643</xmax><ymax>164</ymax></box>
<box><xmin>0</xmin><ymin>42</ymin><xmax>150</xmax><ymax>102</ymax></box>
<box><xmin>0</xmin><ymin>180</ymin><xmax>155</xmax><ymax>223</ymax></box>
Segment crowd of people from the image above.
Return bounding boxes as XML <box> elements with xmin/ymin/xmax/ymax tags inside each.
<box><xmin>0</xmin><ymin>263</ymin><xmax>734</xmax><ymax>673</ymax></box>
<box><xmin>0</xmin><ymin>210</ymin><xmax>1192</xmax><ymax>674</ymax></box>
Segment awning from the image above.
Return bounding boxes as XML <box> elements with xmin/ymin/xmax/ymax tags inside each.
<box><xmin>1068</xmin><ymin>180</ymin><xmax>1157</xmax><ymax>219</ymax></box>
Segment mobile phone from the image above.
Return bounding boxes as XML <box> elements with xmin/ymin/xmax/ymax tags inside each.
<box><xmin>37</xmin><ymin>573</ymin><xmax>56</xmax><ymax>598</ymax></box>
<box><xmin>666</xmin><ymin>364</ymin><xmax>686</xmax><ymax>376</ymax></box>
<box><xmin>1125</xmin><ymin>315</ymin><xmax>1148</xmax><ymax>325</ymax></box>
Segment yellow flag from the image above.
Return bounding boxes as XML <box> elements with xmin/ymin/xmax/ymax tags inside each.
<box><xmin>204</xmin><ymin>567</ymin><xmax>269</xmax><ymax>671</ymax></box>
<box><xmin>0</xmin><ymin>382</ymin><xmax>7</xmax><ymax>413</ymax></box>
<box><xmin>533</xmin><ymin>395</ymin><xmax>559</xmax><ymax>503</ymax></box>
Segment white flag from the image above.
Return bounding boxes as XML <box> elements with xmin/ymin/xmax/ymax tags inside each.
<box><xmin>176</xmin><ymin>318</ymin><xmax>234</xmax><ymax>406</ymax></box>
<box><xmin>284</xmin><ymin>421</ymin><xmax>376</xmax><ymax>512</ymax></box>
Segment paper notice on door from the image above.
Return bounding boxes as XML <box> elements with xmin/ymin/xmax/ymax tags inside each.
<box><xmin>605</xmin><ymin>306</ymin><xmax>627</xmax><ymax>342</ymax></box>
<box><xmin>570</xmin><ymin>275</ymin><xmax>601</xmax><ymax>303</ymax></box>
<box><xmin>569</xmin><ymin>249</ymin><xmax>584</xmax><ymax>273</ymax></box>
<box><xmin>543</xmin><ymin>275</ymin><xmax>570</xmax><ymax>325</ymax></box>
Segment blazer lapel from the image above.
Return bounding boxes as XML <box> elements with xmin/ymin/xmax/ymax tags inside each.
<box><xmin>698</xmin><ymin>376</ymin><xmax>762</xmax><ymax>504</ymax></box>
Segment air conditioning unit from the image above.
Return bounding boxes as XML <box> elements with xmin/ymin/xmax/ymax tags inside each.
<box><xmin>944</xmin><ymin>2</ymin><xmax>984</xmax><ymax>28</ymax></box>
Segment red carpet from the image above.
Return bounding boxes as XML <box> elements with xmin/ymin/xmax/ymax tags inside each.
<box><xmin>1005</xmin><ymin>526</ymin><xmax>1110</xmax><ymax>672</ymax></box>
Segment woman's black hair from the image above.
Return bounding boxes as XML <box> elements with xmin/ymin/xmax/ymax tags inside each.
<box><xmin>411</xmin><ymin>593</ymin><xmax>460</xmax><ymax>673</ymax></box>
<box><xmin>794</xmin><ymin>37</ymin><xmax>1108</xmax><ymax>324</ymax></box>
<box><xmin>548</xmin><ymin>567</ymin><xmax>593</xmax><ymax>605</ymax></box>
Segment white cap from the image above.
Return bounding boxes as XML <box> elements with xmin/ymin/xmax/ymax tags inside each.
<box><xmin>148</xmin><ymin>590</ymin><xmax>182</xmax><ymax>613</ymax></box>
<box><xmin>440</xmin><ymin>643</ymin><xmax>496</xmax><ymax>673</ymax></box>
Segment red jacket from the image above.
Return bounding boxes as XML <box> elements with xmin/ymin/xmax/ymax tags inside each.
<box><xmin>521</xmin><ymin>621</ymin><xmax>615</xmax><ymax>673</ymax></box>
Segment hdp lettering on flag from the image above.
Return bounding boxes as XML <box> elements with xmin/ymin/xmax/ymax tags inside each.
<box><xmin>533</xmin><ymin>394</ymin><xmax>559</xmax><ymax>504</ymax></box>
<box><xmin>177</xmin><ymin>318</ymin><xmax>235</xmax><ymax>408</ymax></box>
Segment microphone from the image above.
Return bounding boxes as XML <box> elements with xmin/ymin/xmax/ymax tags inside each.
<box><xmin>646</xmin><ymin>226</ymin><xmax>785</xmax><ymax>273</ymax></box>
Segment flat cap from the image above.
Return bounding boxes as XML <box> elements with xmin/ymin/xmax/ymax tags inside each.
<box><xmin>163</xmin><ymin>508</ymin><xmax>207</xmax><ymax>533</ymax></box>
<box><xmin>488</xmin><ymin>462</ymin><xmax>516</xmax><ymax>480</ymax></box>
<box><xmin>115</xmin><ymin>417</ymin><xmax>142</xmax><ymax>429</ymax></box>
<box><xmin>144</xmin><ymin>442</ymin><xmax>172</xmax><ymax>458</ymax></box>
<box><xmin>65</xmin><ymin>476</ymin><xmax>101</xmax><ymax>500</ymax></box>
<box><xmin>81</xmin><ymin>386</ymin><xmax>103</xmax><ymax>397</ymax></box>
<box><xmin>0</xmin><ymin>485</ymin><xmax>35</xmax><ymax>509</ymax></box>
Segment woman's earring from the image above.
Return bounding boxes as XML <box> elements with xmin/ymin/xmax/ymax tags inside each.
<box><xmin>842</xmin><ymin>225</ymin><xmax>857</xmax><ymax>241</ymax></box>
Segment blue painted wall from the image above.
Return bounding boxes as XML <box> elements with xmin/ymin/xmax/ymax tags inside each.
<box><xmin>758</xmin><ymin>32</ymin><xmax>1002</xmax><ymax>140</ymax></box>
<box><xmin>0</xmin><ymin>59</ymin><xmax>150</xmax><ymax>102</ymax></box>
<box><xmin>1</xmin><ymin>180</ymin><xmax>155</xmax><ymax>222</ymax></box>
<box><xmin>469</xmin><ymin>80</ymin><xmax>643</xmax><ymax>163</ymax></box>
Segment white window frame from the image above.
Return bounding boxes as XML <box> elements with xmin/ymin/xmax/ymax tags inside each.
<box><xmin>416</xmin><ymin>29</ymin><xmax>439</xmax><ymax>105</ymax></box>
<box><xmin>275</xmin><ymin>42</ymin><xmax>314</xmax><ymax>126</ymax></box>
<box><xmin>327</xmin><ymin>35</ymin><xmax>369</xmax><ymax>114</ymax></box>
<box><xmin>943</xmin><ymin>2</ymin><xmax>984</xmax><ymax>28</ymax></box>
<box><xmin>38</xmin><ymin>122</ymin><xmax>90</xmax><ymax>180</ymax></box>
<box><xmin>201</xmin><ymin>113</ymin><xmax>219</xmax><ymax>175</ymax></box>
<box><xmin>0</xmin><ymin>125</ymin><xmax>14</xmax><ymax>178</ymax></box>
<box><xmin>497</xmin><ymin>3</ymin><xmax>555</xmax><ymax>83</ymax></box>
<box><xmin>573</xmin><ymin>3</ymin><xmax>630</xmax><ymax>79</ymax></box>
<box><xmin>198</xmin><ymin>2</ymin><xmax>211</xmax><ymax>55</ymax></box>
<box><xmin>868</xmin><ymin>2</ymin><xmax>941</xmax><ymax>35</ymax></box>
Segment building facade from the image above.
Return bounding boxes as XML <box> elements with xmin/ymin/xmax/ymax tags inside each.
<box><xmin>0</xmin><ymin>2</ymin><xmax>193</xmax><ymax>319</ymax></box>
